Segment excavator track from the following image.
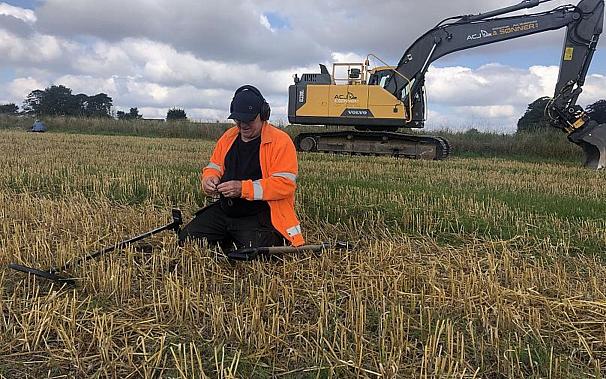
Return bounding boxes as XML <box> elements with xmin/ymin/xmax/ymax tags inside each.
<box><xmin>294</xmin><ymin>131</ymin><xmax>450</xmax><ymax>160</ymax></box>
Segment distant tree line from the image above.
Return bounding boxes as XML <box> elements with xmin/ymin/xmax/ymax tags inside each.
<box><xmin>0</xmin><ymin>84</ymin><xmax>188</xmax><ymax>121</ymax></box>
<box><xmin>166</xmin><ymin>108</ymin><xmax>187</xmax><ymax>121</ymax></box>
<box><xmin>0</xmin><ymin>103</ymin><xmax>19</xmax><ymax>115</ymax></box>
<box><xmin>20</xmin><ymin>85</ymin><xmax>113</xmax><ymax>118</ymax></box>
<box><xmin>117</xmin><ymin>107</ymin><xmax>142</xmax><ymax>120</ymax></box>
<box><xmin>115</xmin><ymin>107</ymin><xmax>187</xmax><ymax>121</ymax></box>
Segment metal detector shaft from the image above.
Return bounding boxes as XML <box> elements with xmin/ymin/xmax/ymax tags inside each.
<box><xmin>8</xmin><ymin>208</ymin><xmax>183</xmax><ymax>284</ymax></box>
<box><xmin>227</xmin><ymin>241</ymin><xmax>349</xmax><ymax>261</ymax></box>
<box><xmin>57</xmin><ymin>215</ymin><xmax>181</xmax><ymax>272</ymax></box>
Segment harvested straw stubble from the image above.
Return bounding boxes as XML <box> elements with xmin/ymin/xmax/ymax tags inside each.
<box><xmin>0</xmin><ymin>130</ymin><xmax>605</xmax><ymax>377</ymax></box>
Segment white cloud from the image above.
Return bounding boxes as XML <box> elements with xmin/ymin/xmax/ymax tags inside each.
<box><xmin>0</xmin><ymin>3</ymin><xmax>37</xmax><ymax>23</ymax></box>
<box><xmin>456</xmin><ymin>105</ymin><xmax>517</xmax><ymax>119</ymax></box>
<box><xmin>53</xmin><ymin>75</ymin><xmax>118</xmax><ymax>95</ymax></box>
<box><xmin>427</xmin><ymin>66</ymin><xmax>491</xmax><ymax>104</ymax></box>
<box><xmin>73</xmin><ymin>42</ymin><xmax>135</xmax><ymax>77</ymax></box>
<box><xmin>524</xmin><ymin>65</ymin><xmax>559</xmax><ymax>98</ymax></box>
<box><xmin>331</xmin><ymin>52</ymin><xmax>365</xmax><ymax>63</ymax></box>
<box><xmin>576</xmin><ymin>73</ymin><xmax>606</xmax><ymax>104</ymax></box>
<box><xmin>259</xmin><ymin>14</ymin><xmax>274</xmax><ymax>32</ymax></box>
<box><xmin>426</xmin><ymin>64</ymin><xmax>561</xmax><ymax>108</ymax></box>
<box><xmin>7</xmin><ymin>77</ymin><xmax>44</xmax><ymax>100</ymax></box>
<box><xmin>0</xmin><ymin>29</ymin><xmax>76</xmax><ymax>64</ymax></box>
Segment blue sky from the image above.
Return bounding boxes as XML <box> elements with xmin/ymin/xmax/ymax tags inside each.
<box><xmin>1</xmin><ymin>0</ymin><xmax>605</xmax><ymax>132</ymax></box>
<box><xmin>4</xmin><ymin>0</ymin><xmax>37</xmax><ymax>8</ymax></box>
<box><xmin>0</xmin><ymin>68</ymin><xmax>14</xmax><ymax>82</ymax></box>
<box><xmin>262</xmin><ymin>11</ymin><xmax>290</xmax><ymax>31</ymax></box>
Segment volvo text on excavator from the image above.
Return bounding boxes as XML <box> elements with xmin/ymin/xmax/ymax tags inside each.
<box><xmin>288</xmin><ymin>0</ymin><xmax>606</xmax><ymax>169</ymax></box>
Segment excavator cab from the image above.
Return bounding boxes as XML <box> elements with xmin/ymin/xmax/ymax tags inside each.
<box><xmin>288</xmin><ymin>61</ymin><xmax>410</xmax><ymax>130</ymax></box>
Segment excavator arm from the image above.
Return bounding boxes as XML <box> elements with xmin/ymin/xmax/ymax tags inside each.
<box><xmin>384</xmin><ymin>0</ymin><xmax>605</xmax><ymax>168</ymax></box>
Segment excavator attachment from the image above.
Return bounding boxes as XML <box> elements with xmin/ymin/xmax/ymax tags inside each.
<box><xmin>568</xmin><ymin>122</ymin><xmax>606</xmax><ymax>169</ymax></box>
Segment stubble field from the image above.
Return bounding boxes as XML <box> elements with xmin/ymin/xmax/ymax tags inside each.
<box><xmin>0</xmin><ymin>129</ymin><xmax>605</xmax><ymax>378</ymax></box>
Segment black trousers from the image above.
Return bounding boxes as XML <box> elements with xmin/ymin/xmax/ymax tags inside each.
<box><xmin>178</xmin><ymin>203</ymin><xmax>285</xmax><ymax>252</ymax></box>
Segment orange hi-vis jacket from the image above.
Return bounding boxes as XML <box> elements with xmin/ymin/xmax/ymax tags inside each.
<box><xmin>202</xmin><ymin>122</ymin><xmax>304</xmax><ymax>246</ymax></box>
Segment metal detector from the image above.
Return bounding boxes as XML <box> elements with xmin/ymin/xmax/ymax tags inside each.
<box><xmin>8</xmin><ymin>208</ymin><xmax>183</xmax><ymax>285</ymax></box>
<box><xmin>227</xmin><ymin>241</ymin><xmax>349</xmax><ymax>261</ymax></box>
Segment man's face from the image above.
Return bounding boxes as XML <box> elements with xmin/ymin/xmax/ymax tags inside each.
<box><xmin>236</xmin><ymin>114</ymin><xmax>263</xmax><ymax>141</ymax></box>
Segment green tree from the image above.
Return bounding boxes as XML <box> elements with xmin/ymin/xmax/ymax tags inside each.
<box><xmin>517</xmin><ymin>97</ymin><xmax>552</xmax><ymax>133</ymax></box>
<box><xmin>0</xmin><ymin>103</ymin><xmax>19</xmax><ymax>115</ymax></box>
<box><xmin>74</xmin><ymin>93</ymin><xmax>89</xmax><ymax>116</ymax></box>
<box><xmin>22</xmin><ymin>89</ymin><xmax>45</xmax><ymax>115</ymax></box>
<box><xmin>166</xmin><ymin>108</ymin><xmax>187</xmax><ymax>121</ymax></box>
<box><xmin>23</xmin><ymin>85</ymin><xmax>82</xmax><ymax>116</ymax></box>
<box><xmin>42</xmin><ymin>85</ymin><xmax>80</xmax><ymax>116</ymax></box>
<box><xmin>586</xmin><ymin>99</ymin><xmax>606</xmax><ymax>124</ymax></box>
<box><xmin>117</xmin><ymin>107</ymin><xmax>142</xmax><ymax>120</ymax></box>
<box><xmin>84</xmin><ymin>93</ymin><xmax>113</xmax><ymax>118</ymax></box>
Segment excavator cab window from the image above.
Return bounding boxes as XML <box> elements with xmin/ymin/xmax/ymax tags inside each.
<box><xmin>368</xmin><ymin>74</ymin><xmax>379</xmax><ymax>85</ymax></box>
<box><xmin>379</xmin><ymin>75</ymin><xmax>391</xmax><ymax>88</ymax></box>
<box><xmin>369</xmin><ymin>69</ymin><xmax>393</xmax><ymax>88</ymax></box>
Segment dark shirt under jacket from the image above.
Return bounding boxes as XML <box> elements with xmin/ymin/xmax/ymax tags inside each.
<box><xmin>220</xmin><ymin>135</ymin><xmax>270</xmax><ymax>217</ymax></box>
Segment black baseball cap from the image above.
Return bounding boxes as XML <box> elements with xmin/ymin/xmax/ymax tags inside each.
<box><xmin>228</xmin><ymin>89</ymin><xmax>263</xmax><ymax>122</ymax></box>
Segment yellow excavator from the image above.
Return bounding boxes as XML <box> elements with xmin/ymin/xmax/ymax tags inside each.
<box><xmin>288</xmin><ymin>0</ymin><xmax>606</xmax><ymax>169</ymax></box>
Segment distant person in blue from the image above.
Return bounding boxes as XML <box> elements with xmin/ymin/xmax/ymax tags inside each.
<box><xmin>30</xmin><ymin>119</ymin><xmax>47</xmax><ymax>133</ymax></box>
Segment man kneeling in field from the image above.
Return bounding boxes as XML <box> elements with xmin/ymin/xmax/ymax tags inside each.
<box><xmin>178</xmin><ymin>85</ymin><xmax>304</xmax><ymax>252</ymax></box>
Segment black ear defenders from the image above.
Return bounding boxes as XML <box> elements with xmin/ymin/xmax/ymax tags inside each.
<box><xmin>231</xmin><ymin>85</ymin><xmax>271</xmax><ymax>121</ymax></box>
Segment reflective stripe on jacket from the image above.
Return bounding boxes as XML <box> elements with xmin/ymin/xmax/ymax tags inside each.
<box><xmin>202</xmin><ymin>122</ymin><xmax>304</xmax><ymax>246</ymax></box>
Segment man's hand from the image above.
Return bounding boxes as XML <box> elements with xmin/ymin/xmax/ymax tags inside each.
<box><xmin>202</xmin><ymin>176</ymin><xmax>220</xmax><ymax>195</ymax></box>
<box><xmin>217</xmin><ymin>180</ymin><xmax>242</xmax><ymax>198</ymax></box>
